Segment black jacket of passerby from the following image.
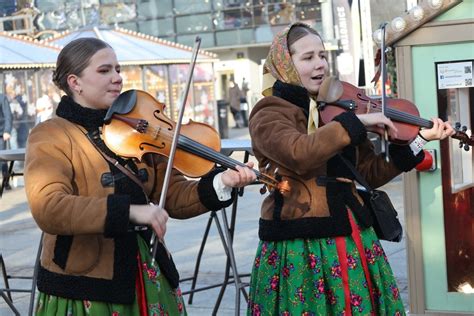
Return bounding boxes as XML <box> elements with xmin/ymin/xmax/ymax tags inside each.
<box><xmin>0</xmin><ymin>93</ymin><xmax>13</xmax><ymax>135</ymax></box>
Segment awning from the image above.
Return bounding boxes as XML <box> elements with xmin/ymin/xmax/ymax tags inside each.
<box><xmin>0</xmin><ymin>31</ymin><xmax>60</xmax><ymax>69</ymax></box>
<box><xmin>43</xmin><ymin>26</ymin><xmax>218</xmax><ymax>65</ymax></box>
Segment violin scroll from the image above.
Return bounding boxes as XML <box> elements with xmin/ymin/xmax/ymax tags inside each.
<box><xmin>454</xmin><ymin>122</ymin><xmax>473</xmax><ymax>151</ymax></box>
<box><xmin>259</xmin><ymin>163</ymin><xmax>290</xmax><ymax>195</ymax></box>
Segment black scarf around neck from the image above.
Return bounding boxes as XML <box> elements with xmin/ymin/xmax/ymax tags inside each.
<box><xmin>272</xmin><ymin>80</ymin><xmax>311</xmax><ymax>118</ymax></box>
<box><xmin>56</xmin><ymin>95</ymin><xmax>108</xmax><ymax>130</ymax></box>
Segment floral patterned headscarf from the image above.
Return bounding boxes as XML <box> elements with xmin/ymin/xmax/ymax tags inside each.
<box><xmin>261</xmin><ymin>22</ymin><xmax>313</xmax><ymax>97</ymax></box>
<box><xmin>262</xmin><ymin>22</ymin><xmax>321</xmax><ymax>133</ymax></box>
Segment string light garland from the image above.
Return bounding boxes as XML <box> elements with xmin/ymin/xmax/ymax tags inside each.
<box><xmin>373</xmin><ymin>0</ymin><xmax>462</xmax><ymax>47</ymax></box>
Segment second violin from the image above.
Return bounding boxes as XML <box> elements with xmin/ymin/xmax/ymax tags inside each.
<box><xmin>317</xmin><ymin>77</ymin><xmax>473</xmax><ymax>149</ymax></box>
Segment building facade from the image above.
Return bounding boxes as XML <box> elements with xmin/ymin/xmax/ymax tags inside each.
<box><xmin>27</xmin><ymin>0</ymin><xmax>329</xmax><ymax>104</ymax></box>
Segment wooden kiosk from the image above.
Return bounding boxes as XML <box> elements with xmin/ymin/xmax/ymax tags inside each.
<box><xmin>388</xmin><ymin>0</ymin><xmax>474</xmax><ymax>314</ymax></box>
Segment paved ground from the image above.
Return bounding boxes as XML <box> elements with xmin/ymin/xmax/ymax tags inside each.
<box><xmin>0</xmin><ymin>127</ymin><xmax>408</xmax><ymax>315</ymax></box>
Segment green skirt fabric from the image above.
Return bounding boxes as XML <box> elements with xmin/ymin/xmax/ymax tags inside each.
<box><xmin>247</xmin><ymin>213</ymin><xmax>406</xmax><ymax>316</ymax></box>
<box><xmin>35</xmin><ymin>236</ymin><xmax>186</xmax><ymax>316</ymax></box>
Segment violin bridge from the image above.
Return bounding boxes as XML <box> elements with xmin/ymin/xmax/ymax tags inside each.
<box><xmin>152</xmin><ymin>126</ymin><xmax>161</xmax><ymax>140</ymax></box>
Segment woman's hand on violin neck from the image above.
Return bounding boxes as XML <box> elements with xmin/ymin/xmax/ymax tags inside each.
<box><xmin>129</xmin><ymin>204</ymin><xmax>169</xmax><ymax>239</ymax></box>
<box><xmin>356</xmin><ymin>113</ymin><xmax>399</xmax><ymax>138</ymax></box>
<box><xmin>221</xmin><ymin>162</ymin><xmax>257</xmax><ymax>188</ymax></box>
<box><xmin>419</xmin><ymin>118</ymin><xmax>455</xmax><ymax>141</ymax></box>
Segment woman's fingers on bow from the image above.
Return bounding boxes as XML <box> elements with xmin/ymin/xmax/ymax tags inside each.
<box><xmin>357</xmin><ymin>113</ymin><xmax>398</xmax><ymax>137</ymax></box>
<box><xmin>149</xmin><ymin>205</ymin><xmax>168</xmax><ymax>239</ymax></box>
<box><xmin>382</xmin><ymin>116</ymin><xmax>399</xmax><ymax>138</ymax></box>
<box><xmin>129</xmin><ymin>204</ymin><xmax>168</xmax><ymax>239</ymax></box>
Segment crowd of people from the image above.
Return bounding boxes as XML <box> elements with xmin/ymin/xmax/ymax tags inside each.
<box><xmin>1</xmin><ymin>21</ymin><xmax>457</xmax><ymax>316</ymax></box>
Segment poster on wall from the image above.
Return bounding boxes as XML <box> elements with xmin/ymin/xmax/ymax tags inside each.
<box><xmin>436</xmin><ymin>60</ymin><xmax>473</xmax><ymax>89</ymax></box>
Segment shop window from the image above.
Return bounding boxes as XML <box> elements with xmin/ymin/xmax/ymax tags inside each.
<box><xmin>174</xmin><ymin>0</ymin><xmax>212</xmax><ymax>15</ymax></box>
<box><xmin>214</xmin><ymin>8</ymin><xmax>251</xmax><ymax>30</ymax></box>
<box><xmin>121</xmin><ymin>66</ymin><xmax>144</xmax><ymax>92</ymax></box>
<box><xmin>295</xmin><ymin>3</ymin><xmax>322</xmax><ymax>26</ymax></box>
<box><xmin>143</xmin><ymin>65</ymin><xmax>171</xmax><ymax>118</ymax></box>
<box><xmin>216</xmin><ymin>28</ymin><xmax>253</xmax><ymax>46</ymax></box>
<box><xmin>176</xmin><ymin>14</ymin><xmax>212</xmax><ymax>33</ymax></box>
<box><xmin>139</xmin><ymin>18</ymin><xmax>174</xmax><ymax>37</ymax></box>
<box><xmin>177</xmin><ymin>33</ymin><xmax>214</xmax><ymax>49</ymax></box>
<box><xmin>137</xmin><ymin>0</ymin><xmax>172</xmax><ymax>18</ymax></box>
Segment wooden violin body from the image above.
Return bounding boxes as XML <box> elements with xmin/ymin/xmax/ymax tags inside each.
<box><xmin>103</xmin><ymin>90</ymin><xmax>219</xmax><ymax>178</ymax></box>
<box><xmin>102</xmin><ymin>90</ymin><xmax>290</xmax><ymax>194</ymax></box>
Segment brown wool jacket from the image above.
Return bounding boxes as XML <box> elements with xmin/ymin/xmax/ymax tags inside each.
<box><xmin>249</xmin><ymin>92</ymin><xmax>423</xmax><ymax>241</ymax></box>
<box><xmin>24</xmin><ymin>117</ymin><xmax>222</xmax><ymax>302</ymax></box>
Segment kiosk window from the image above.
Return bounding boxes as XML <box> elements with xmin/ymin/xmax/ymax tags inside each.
<box><xmin>436</xmin><ymin>59</ymin><xmax>474</xmax><ymax>292</ymax></box>
<box><xmin>436</xmin><ymin>60</ymin><xmax>474</xmax><ymax>192</ymax></box>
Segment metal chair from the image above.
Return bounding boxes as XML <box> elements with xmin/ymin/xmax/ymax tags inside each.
<box><xmin>1</xmin><ymin>235</ymin><xmax>42</xmax><ymax>316</ymax></box>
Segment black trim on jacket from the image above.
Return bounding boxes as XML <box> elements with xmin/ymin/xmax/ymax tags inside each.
<box><xmin>37</xmin><ymin>232</ymin><xmax>138</xmax><ymax>304</ymax></box>
<box><xmin>197</xmin><ymin>167</ymin><xmax>236</xmax><ymax>211</ymax></box>
<box><xmin>105</xmin><ymin>195</ymin><xmax>131</xmax><ymax>237</ymax></box>
<box><xmin>333</xmin><ymin>111</ymin><xmax>367</xmax><ymax>146</ymax></box>
<box><xmin>259</xmin><ymin>181</ymin><xmax>373</xmax><ymax>241</ymax></box>
<box><xmin>389</xmin><ymin>143</ymin><xmax>425</xmax><ymax>172</ymax></box>
<box><xmin>272</xmin><ymin>80</ymin><xmax>310</xmax><ymax>115</ymax></box>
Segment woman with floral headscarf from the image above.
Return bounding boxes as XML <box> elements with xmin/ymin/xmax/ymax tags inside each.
<box><xmin>247</xmin><ymin>23</ymin><xmax>454</xmax><ymax>315</ymax></box>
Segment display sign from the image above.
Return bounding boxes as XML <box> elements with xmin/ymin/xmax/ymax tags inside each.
<box><xmin>436</xmin><ymin>60</ymin><xmax>473</xmax><ymax>89</ymax></box>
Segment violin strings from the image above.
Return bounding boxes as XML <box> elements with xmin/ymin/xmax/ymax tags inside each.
<box><xmin>360</xmin><ymin>107</ymin><xmax>432</xmax><ymax>128</ymax></box>
<box><xmin>143</xmin><ymin>123</ymin><xmax>278</xmax><ymax>186</ymax></box>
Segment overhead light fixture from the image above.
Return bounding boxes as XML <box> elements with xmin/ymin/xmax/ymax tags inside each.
<box><xmin>409</xmin><ymin>5</ymin><xmax>425</xmax><ymax>21</ymax></box>
<box><xmin>373</xmin><ymin>0</ymin><xmax>462</xmax><ymax>46</ymax></box>
<box><xmin>391</xmin><ymin>17</ymin><xmax>407</xmax><ymax>32</ymax></box>
<box><xmin>429</xmin><ymin>0</ymin><xmax>444</xmax><ymax>9</ymax></box>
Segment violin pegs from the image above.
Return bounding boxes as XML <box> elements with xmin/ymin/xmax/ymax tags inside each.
<box><xmin>462</xmin><ymin>125</ymin><xmax>468</xmax><ymax>132</ymax></box>
<box><xmin>260</xmin><ymin>185</ymin><xmax>267</xmax><ymax>194</ymax></box>
<box><xmin>264</xmin><ymin>163</ymin><xmax>271</xmax><ymax>172</ymax></box>
<box><xmin>464</xmin><ymin>144</ymin><xmax>470</xmax><ymax>151</ymax></box>
<box><xmin>455</xmin><ymin>122</ymin><xmax>461</xmax><ymax>130</ymax></box>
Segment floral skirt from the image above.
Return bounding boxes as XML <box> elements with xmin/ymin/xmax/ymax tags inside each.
<box><xmin>247</xmin><ymin>213</ymin><xmax>406</xmax><ymax>316</ymax></box>
<box><xmin>35</xmin><ymin>236</ymin><xmax>186</xmax><ymax>316</ymax></box>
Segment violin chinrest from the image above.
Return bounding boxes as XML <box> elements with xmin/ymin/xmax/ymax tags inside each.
<box><xmin>104</xmin><ymin>90</ymin><xmax>137</xmax><ymax>122</ymax></box>
<box><xmin>317</xmin><ymin>76</ymin><xmax>343</xmax><ymax>103</ymax></box>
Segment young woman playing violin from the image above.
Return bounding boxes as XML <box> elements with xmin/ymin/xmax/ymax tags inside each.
<box><xmin>247</xmin><ymin>22</ymin><xmax>454</xmax><ymax>316</ymax></box>
<box><xmin>24</xmin><ymin>37</ymin><xmax>256</xmax><ymax>315</ymax></box>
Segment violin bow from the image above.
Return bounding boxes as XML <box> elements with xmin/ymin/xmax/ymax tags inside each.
<box><xmin>379</xmin><ymin>22</ymin><xmax>390</xmax><ymax>162</ymax></box>
<box><xmin>150</xmin><ymin>36</ymin><xmax>202</xmax><ymax>265</ymax></box>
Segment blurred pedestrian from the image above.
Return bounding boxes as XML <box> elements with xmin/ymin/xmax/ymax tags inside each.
<box><xmin>0</xmin><ymin>92</ymin><xmax>12</xmax><ymax>190</ymax></box>
<box><xmin>11</xmin><ymin>91</ymin><xmax>30</xmax><ymax>149</ymax></box>
<box><xmin>240</xmin><ymin>77</ymin><xmax>250</xmax><ymax>127</ymax></box>
<box><xmin>228</xmin><ymin>79</ymin><xmax>244</xmax><ymax>128</ymax></box>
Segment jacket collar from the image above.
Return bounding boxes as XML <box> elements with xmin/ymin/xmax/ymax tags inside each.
<box><xmin>272</xmin><ymin>80</ymin><xmax>310</xmax><ymax>118</ymax></box>
<box><xmin>56</xmin><ymin>96</ymin><xmax>108</xmax><ymax>130</ymax></box>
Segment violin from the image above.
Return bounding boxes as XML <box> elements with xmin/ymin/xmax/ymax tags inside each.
<box><xmin>101</xmin><ymin>89</ymin><xmax>290</xmax><ymax>195</ymax></box>
<box><xmin>317</xmin><ymin>77</ymin><xmax>473</xmax><ymax>150</ymax></box>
